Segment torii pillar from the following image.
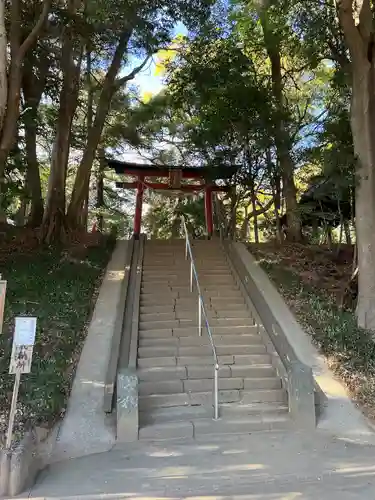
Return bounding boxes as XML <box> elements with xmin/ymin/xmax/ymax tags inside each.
<box><xmin>133</xmin><ymin>175</ymin><xmax>144</xmax><ymax>238</ymax></box>
<box><xmin>204</xmin><ymin>185</ymin><xmax>213</xmax><ymax>239</ymax></box>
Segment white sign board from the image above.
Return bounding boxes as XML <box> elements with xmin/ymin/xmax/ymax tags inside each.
<box><xmin>9</xmin><ymin>317</ymin><xmax>37</xmax><ymax>374</ymax></box>
<box><xmin>0</xmin><ymin>280</ymin><xmax>6</xmax><ymax>335</ymax></box>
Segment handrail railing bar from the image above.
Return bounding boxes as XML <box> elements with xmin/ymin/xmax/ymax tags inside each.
<box><xmin>181</xmin><ymin>216</ymin><xmax>219</xmax><ymax>420</ymax></box>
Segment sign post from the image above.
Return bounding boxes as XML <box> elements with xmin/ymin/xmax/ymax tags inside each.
<box><xmin>6</xmin><ymin>317</ymin><xmax>37</xmax><ymax>449</ymax></box>
<box><xmin>0</xmin><ymin>279</ymin><xmax>6</xmax><ymax>336</ymax></box>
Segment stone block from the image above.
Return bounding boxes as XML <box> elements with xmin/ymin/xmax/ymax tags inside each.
<box><xmin>117</xmin><ymin>369</ymin><xmax>139</xmax><ymax>443</ymax></box>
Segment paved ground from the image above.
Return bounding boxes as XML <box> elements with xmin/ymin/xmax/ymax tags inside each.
<box><xmin>26</xmin><ymin>429</ymin><xmax>375</xmax><ymax>500</ymax></box>
<box><xmin>20</xmin><ymin>242</ymin><xmax>375</xmax><ymax>499</ymax></box>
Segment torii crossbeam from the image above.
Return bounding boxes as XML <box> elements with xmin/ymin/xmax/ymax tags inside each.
<box><xmin>107</xmin><ymin>160</ymin><xmax>239</xmax><ymax>238</ymax></box>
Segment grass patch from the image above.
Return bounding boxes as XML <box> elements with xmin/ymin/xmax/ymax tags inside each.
<box><xmin>251</xmin><ymin>245</ymin><xmax>375</xmax><ymax>420</ymax></box>
<box><xmin>0</xmin><ymin>239</ymin><xmax>114</xmax><ymax>445</ymax></box>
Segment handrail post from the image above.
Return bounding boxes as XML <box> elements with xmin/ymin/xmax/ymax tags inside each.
<box><xmin>198</xmin><ymin>296</ymin><xmax>202</xmax><ymax>336</ymax></box>
<box><xmin>214</xmin><ymin>363</ymin><xmax>219</xmax><ymax>420</ymax></box>
<box><xmin>181</xmin><ymin>215</ymin><xmax>220</xmax><ymax>420</ymax></box>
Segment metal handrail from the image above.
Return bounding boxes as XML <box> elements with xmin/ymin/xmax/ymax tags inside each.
<box><xmin>181</xmin><ymin>216</ymin><xmax>219</xmax><ymax>420</ymax></box>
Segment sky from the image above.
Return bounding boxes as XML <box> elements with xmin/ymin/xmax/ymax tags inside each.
<box><xmin>118</xmin><ymin>22</ymin><xmax>187</xmax><ymax>165</ymax></box>
<box><xmin>116</xmin><ymin>23</ymin><xmax>188</xmax><ymax>219</ymax></box>
<box><xmin>131</xmin><ymin>21</ymin><xmax>187</xmax><ymax>98</ymax></box>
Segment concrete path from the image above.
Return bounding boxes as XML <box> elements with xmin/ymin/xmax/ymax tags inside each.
<box><xmin>26</xmin><ymin>430</ymin><xmax>375</xmax><ymax>499</ymax></box>
<box><xmin>49</xmin><ymin>241</ymin><xmax>129</xmax><ymax>463</ymax></box>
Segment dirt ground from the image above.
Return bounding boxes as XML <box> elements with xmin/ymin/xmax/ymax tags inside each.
<box><xmin>249</xmin><ymin>242</ymin><xmax>355</xmax><ymax>307</ymax></box>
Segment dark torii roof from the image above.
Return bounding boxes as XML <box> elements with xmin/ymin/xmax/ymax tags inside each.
<box><xmin>107</xmin><ymin>159</ymin><xmax>240</xmax><ymax>181</ymax></box>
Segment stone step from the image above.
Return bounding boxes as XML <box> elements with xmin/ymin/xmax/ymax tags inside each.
<box><xmin>140</xmin><ymin>309</ymin><xmax>251</xmax><ymax>322</ymax></box>
<box><xmin>139</xmin><ymin>421</ymin><xmax>194</xmax><ymax>440</ymax></box>
<box><xmin>139</xmin><ymin>318</ymin><xmax>254</xmax><ymax>331</ymax></box>
<box><xmin>175</xmin><ymin>309</ymin><xmax>251</xmax><ymax>320</ymax></box>
<box><xmin>140</xmin><ymin>417</ymin><xmax>287</xmax><ymax>441</ymax></box>
<box><xmin>143</xmin><ymin>255</ymin><xmax>228</xmax><ymax>269</ymax></box>
<box><xmin>137</xmin><ymin>377</ymin><xmax>280</xmax><ymax>398</ymax></box>
<box><xmin>143</xmin><ymin>271</ymin><xmax>232</xmax><ymax>279</ymax></box>
<box><xmin>139</xmin><ymin>319</ymin><xmax>195</xmax><ymax>331</ymax></box>
<box><xmin>139</xmin><ymin>353</ymin><xmax>258</xmax><ymax>369</ymax></box>
<box><xmin>140</xmin><ymin>296</ymin><xmax>245</xmax><ymax>306</ymax></box>
<box><xmin>142</xmin><ymin>279</ymin><xmax>235</xmax><ymax>287</ymax></box>
<box><xmin>139</xmin><ymin>401</ymin><xmax>288</xmax><ymax>425</ymax></box>
<box><xmin>142</xmin><ymin>270</ymin><xmax>232</xmax><ymax>278</ymax></box>
<box><xmin>139</xmin><ymin>390</ymin><xmax>240</xmax><ymax>410</ymax></box>
<box><xmin>138</xmin><ymin>354</ymin><xmax>264</xmax><ymax>368</ymax></box>
<box><xmin>143</xmin><ymin>265</ymin><xmax>229</xmax><ymax>272</ymax></box>
<box><xmin>187</xmin><ymin>364</ymin><xmax>275</xmax><ymax>379</ymax></box>
<box><xmin>140</xmin><ymin>304</ymin><xmax>176</xmax><ymax>314</ymax></box>
<box><xmin>137</xmin><ymin>366</ymin><xmax>188</xmax><ymax>382</ymax></box>
<box><xmin>138</xmin><ymin>333</ymin><xmax>263</xmax><ymax>347</ymax></box>
<box><xmin>141</xmin><ymin>288</ymin><xmax>238</xmax><ymax>298</ymax></box>
<box><xmin>139</xmin><ymin>325</ymin><xmax>258</xmax><ymax>338</ymax></box>
<box><xmin>139</xmin><ymin>388</ymin><xmax>286</xmax><ymax>410</ymax></box>
<box><xmin>139</xmin><ymin>377</ymin><xmax>246</xmax><ymax>395</ymax></box>
<box><xmin>137</xmin><ymin>344</ymin><xmax>267</xmax><ymax>358</ymax></box>
<box><xmin>139</xmin><ymin>404</ymin><xmax>210</xmax><ymax>424</ymax></box>
<box><xmin>192</xmin><ymin>415</ymin><xmax>291</xmax><ymax>438</ymax></box>
<box><xmin>137</xmin><ymin>364</ymin><xmax>232</xmax><ymax>382</ymax></box>
<box><xmin>139</xmin><ymin>379</ymin><xmax>184</xmax><ymax>395</ymax></box>
<box><xmin>140</xmin><ymin>286</ymin><xmax>239</xmax><ymax>296</ymax></box>
<box><xmin>140</xmin><ymin>291</ymin><xmax>243</xmax><ymax>302</ymax></box>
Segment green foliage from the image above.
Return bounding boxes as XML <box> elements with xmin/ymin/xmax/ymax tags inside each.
<box><xmin>259</xmin><ymin>252</ymin><xmax>375</xmax><ymax>416</ymax></box>
<box><xmin>0</xmin><ymin>241</ymin><xmax>114</xmax><ymax>441</ymax></box>
<box><xmin>144</xmin><ymin>194</ymin><xmax>206</xmax><ymax>238</ymax></box>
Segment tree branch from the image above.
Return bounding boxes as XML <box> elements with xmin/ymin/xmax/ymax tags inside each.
<box><xmin>337</xmin><ymin>0</ymin><xmax>366</xmax><ymax>62</ymax></box>
<box><xmin>245</xmin><ymin>197</ymin><xmax>274</xmax><ymax>220</ymax></box>
<box><xmin>18</xmin><ymin>0</ymin><xmax>51</xmax><ymax>60</ymax></box>
<box><xmin>115</xmin><ymin>55</ymin><xmax>152</xmax><ymax>88</ymax></box>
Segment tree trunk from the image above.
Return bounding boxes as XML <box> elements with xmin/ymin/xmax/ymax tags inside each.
<box><xmin>259</xmin><ymin>9</ymin><xmax>301</xmax><ymax>242</ymax></box>
<box><xmin>80</xmin><ymin>46</ymin><xmax>93</xmax><ymax>232</ymax></box>
<box><xmin>25</xmin><ymin>123</ymin><xmax>44</xmax><ymax>226</ymax></box>
<box><xmin>22</xmin><ymin>49</ymin><xmax>49</xmax><ymax>227</ymax></box>
<box><xmin>229</xmin><ymin>191</ymin><xmax>238</xmax><ymax>240</ymax></box>
<box><xmin>96</xmin><ymin>154</ymin><xmax>105</xmax><ymax>232</ymax></box>
<box><xmin>15</xmin><ymin>197</ymin><xmax>27</xmax><ymax>226</ymax></box>
<box><xmin>344</xmin><ymin>220</ymin><xmax>351</xmax><ymax>245</ymax></box>
<box><xmin>67</xmin><ymin>31</ymin><xmax>132</xmax><ymax>228</ymax></box>
<box><xmin>251</xmin><ymin>191</ymin><xmax>259</xmax><ymax>244</ymax></box>
<box><xmin>42</xmin><ymin>0</ymin><xmax>83</xmax><ymax>242</ymax></box>
<box><xmin>0</xmin><ymin>0</ymin><xmax>50</xmax><ymax>219</ymax></box>
<box><xmin>241</xmin><ymin>205</ymin><xmax>248</xmax><ymax>240</ymax></box>
<box><xmin>0</xmin><ymin>0</ymin><xmax>7</xmax><ymax>133</ymax></box>
<box><xmin>267</xmin><ymin>150</ymin><xmax>283</xmax><ymax>243</ymax></box>
<box><xmin>338</xmin><ymin>0</ymin><xmax>375</xmax><ymax>329</ymax></box>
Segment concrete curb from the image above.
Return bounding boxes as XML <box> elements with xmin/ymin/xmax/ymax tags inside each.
<box><xmin>46</xmin><ymin>240</ymin><xmax>128</xmax><ymax>464</ymax></box>
<box><xmin>225</xmin><ymin>241</ymin><xmax>316</xmax><ymax>429</ymax></box>
<box><xmin>234</xmin><ymin>242</ymin><xmax>375</xmax><ymax>444</ymax></box>
<box><xmin>0</xmin><ymin>429</ymin><xmax>45</xmax><ymax>497</ymax></box>
<box><xmin>117</xmin><ymin>235</ymin><xmax>145</xmax><ymax>442</ymax></box>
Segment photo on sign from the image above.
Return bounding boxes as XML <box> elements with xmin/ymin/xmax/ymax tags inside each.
<box><xmin>9</xmin><ymin>343</ymin><xmax>34</xmax><ymax>374</ymax></box>
<box><xmin>14</xmin><ymin>316</ymin><xmax>37</xmax><ymax>346</ymax></box>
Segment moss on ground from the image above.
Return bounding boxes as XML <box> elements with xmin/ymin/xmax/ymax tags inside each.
<box><xmin>250</xmin><ymin>244</ymin><xmax>375</xmax><ymax>420</ymax></box>
<box><xmin>0</xmin><ymin>240</ymin><xmax>114</xmax><ymax>444</ymax></box>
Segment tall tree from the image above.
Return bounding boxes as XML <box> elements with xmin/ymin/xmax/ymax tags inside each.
<box><xmin>336</xmin><ymin>0</ymin><xmax>375</xmax><ymax>330</ymax></box>
<box><xmin>42</xmin><ymin>0</ymin><xmax>84</xmax><ymax>241</ymax></box>
<box><xmin>257</xmin><ymin>3</ymin><xmax>301</xmax><ymax>241</ymax></box>
<box><xmin>0</xmin><ymin>0</ymin><xmax>51</xmax><ymax>221</ymax></box>
<box><xmin>41</xmin><ymin>0</ymin><xmax>213</xmax><ymax>240</ymax></box>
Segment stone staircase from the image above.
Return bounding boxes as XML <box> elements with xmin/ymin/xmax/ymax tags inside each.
<box><xmin>137</xmin><ymin>239</ymin><xmax>290</xmax><ymax>440</ymax></box>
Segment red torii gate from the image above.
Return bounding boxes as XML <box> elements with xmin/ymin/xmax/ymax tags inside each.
<box><xmin>107</xmin><ymin>160</ymin><xmax>238</xmax><ymax>238</ymax></box>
